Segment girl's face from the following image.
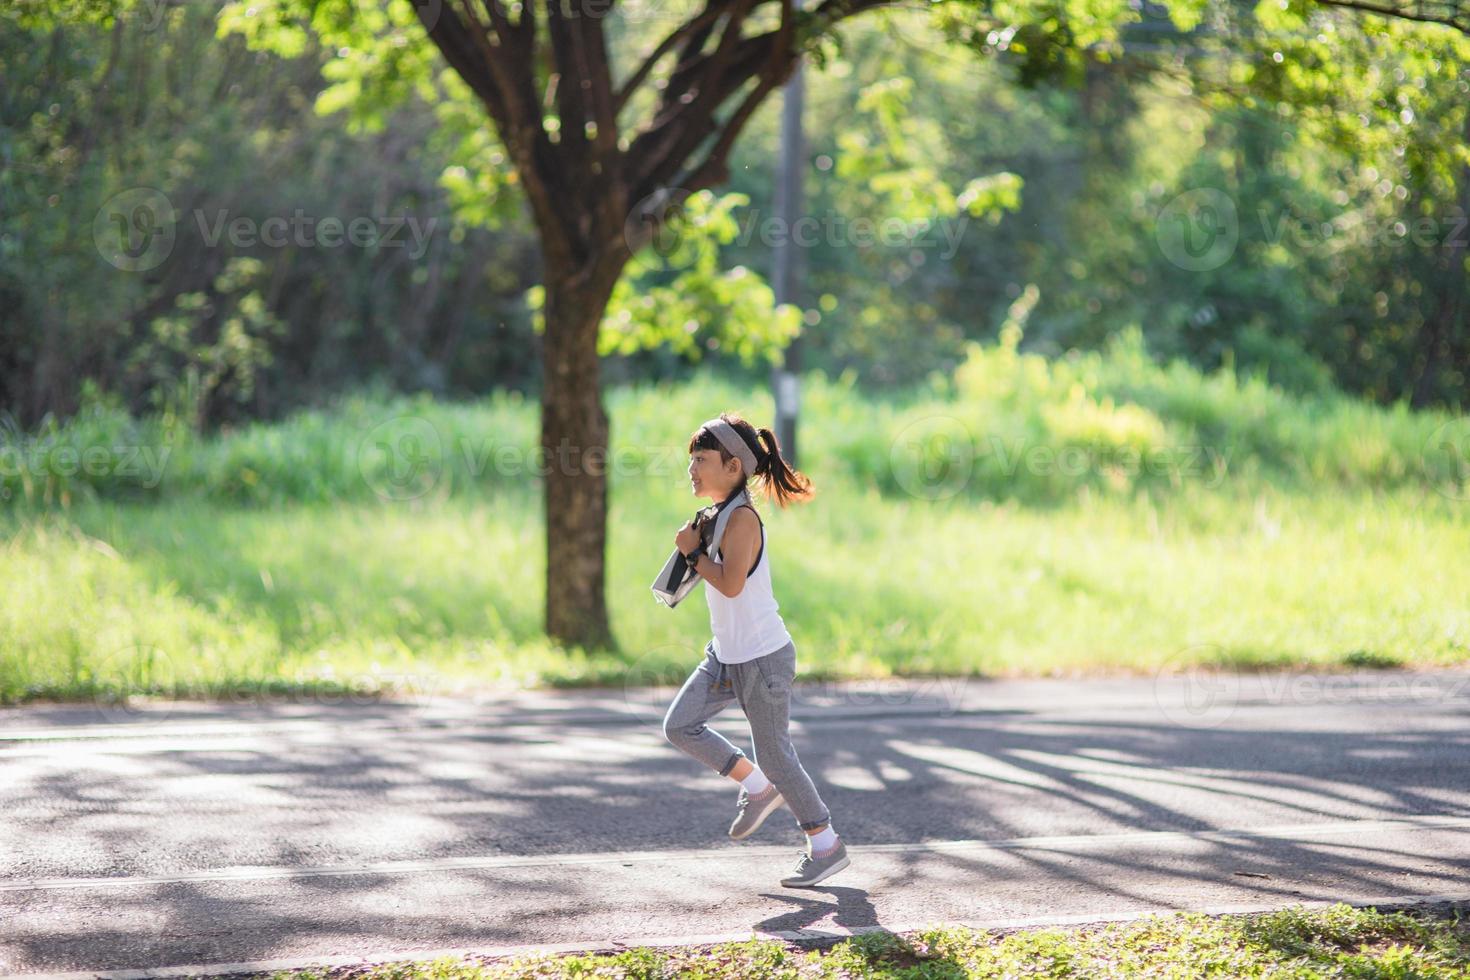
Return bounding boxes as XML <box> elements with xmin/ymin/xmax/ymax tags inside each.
<box><xmin>688</xmin><ymin>448</ymin><xmax>740</xmax><ymax>500</ymax></box>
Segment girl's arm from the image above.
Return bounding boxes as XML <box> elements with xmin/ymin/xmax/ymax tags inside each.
<box><xmin>691</xmin><ymin>508</ymin><xmax>759</xmax><ymax>598</ymax></box>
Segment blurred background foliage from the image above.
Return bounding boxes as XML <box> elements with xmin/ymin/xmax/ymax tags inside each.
<box><xmin>4</xmin><ymin>0</ymin><xmax>1470</xmax><ymax>696</ymax></box>
<box><xmin>3</xmin><ymin>0</ymin><xmax>1467</xmax><ymax>434</ymax></box>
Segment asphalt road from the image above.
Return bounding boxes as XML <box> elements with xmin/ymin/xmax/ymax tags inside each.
<box><xmin>3</xmin><ymin>667</ymin><xmax>1469</xmax><ymax>977</ymax></box>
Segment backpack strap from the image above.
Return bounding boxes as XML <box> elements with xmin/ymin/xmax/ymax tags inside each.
<box><xmin>741</xmin><ymin>504</ymin><xmax>764</xmax><ymax>575</ymax></box>
<box><xmin>704</xmin><ymin>487</ymin><xmax>748</xmax><ymax>558</ymax></box>
<box><xmin>711</xmin><ymin>496</ymin><xmax>763</xmax><ymax>576</ymax></box>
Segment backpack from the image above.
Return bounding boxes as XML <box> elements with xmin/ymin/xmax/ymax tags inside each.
<box><xmin>650</xmin><ymin>487</ymin><xmax>751</xmax><ymax>608</ymax></box>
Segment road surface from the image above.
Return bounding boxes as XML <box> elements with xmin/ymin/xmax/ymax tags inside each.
<box><xmin>3</xmin><ymin>667</ymin><xmax>1469</xmax><ymax>977</ymax></box>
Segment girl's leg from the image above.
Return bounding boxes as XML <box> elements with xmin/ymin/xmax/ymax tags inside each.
<box><xmin>662</xmin><ymin>640</ymin><xmax>748</xmax><ymax>778</ymax></box>
<box><xmin>730</xmin><ymin>641</ymin><xmax>833</xmax><ymax>833</ymax></box>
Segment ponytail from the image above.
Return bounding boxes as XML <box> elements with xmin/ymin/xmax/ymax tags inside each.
<box><xmin>686</xmin><ymin>411</ymin><xmax>815</xmax><ymax>509</ymax></box>
<box><xmin>752</xmin><ymin>424</ymin><xmax>816</xmax><ymax>508</ymax></box>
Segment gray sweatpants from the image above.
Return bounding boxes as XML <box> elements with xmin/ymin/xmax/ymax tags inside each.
<box><xmin>661</xmin><ymin>638</ymin><xmax>833</xmax><ymax>832</ymax></box>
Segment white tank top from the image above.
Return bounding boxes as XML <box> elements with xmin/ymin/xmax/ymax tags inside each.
<box><xmin>706</xmin><ymin>504</ymin><xmax>793</xmax><ymax>664</ymax></box>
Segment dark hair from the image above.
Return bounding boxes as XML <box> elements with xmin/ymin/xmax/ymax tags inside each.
<box><xmin>687</xmin><ymin>411</ymin><xmax>815</xmax><ymax>509</ymax></box>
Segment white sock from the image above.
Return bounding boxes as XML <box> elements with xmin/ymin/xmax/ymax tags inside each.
<box><xmin>739</xmin><ymin>767</ymin><xmax>772</xmax><ymax>795</ymax></box>
<box><xmin>807</xmin><ymin>825</ymin><xmax>838</xmax><ymax>854</ymax></box>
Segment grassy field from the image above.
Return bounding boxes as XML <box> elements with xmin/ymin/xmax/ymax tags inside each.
<box><xmin>2</xmin><ymin>327</ymin><xmax>1467</xmax><ymax>703</ymax></box>
<box><xmin>258</xmin><ymin>904</ymin><xmax>1470</xmax><ymax>979</ymax></box>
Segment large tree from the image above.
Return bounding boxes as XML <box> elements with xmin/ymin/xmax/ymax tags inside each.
<box><xmin>409</xmin><ymin>0</ymin><xmax>895</xmax><ymax>651</ymax></box>
<box><xmin>211</xmin><ymin>0</ymin><xmax>1193</xmax><ymax>652</ymax></box>
<box><xmin>24</xmin><ymin>0</ymin><xmax>1466</xmax><ymax>652</ymax></box>
<box><xmin>220</xmin><ymin>0</ymin><xmax>1469</xmax><ymax>651</ymax></box>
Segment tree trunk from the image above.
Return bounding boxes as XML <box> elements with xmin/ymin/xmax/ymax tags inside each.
<box><xmin>540</xmin><ymin>260</ymin><xmax>625</xmax><ymax>654</ymax></box>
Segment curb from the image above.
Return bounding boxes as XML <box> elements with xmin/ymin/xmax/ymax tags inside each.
<box><xmin>10</xmin><ymin>891</ymin><xmax>1470</xmax><ymax>980</ymax></box>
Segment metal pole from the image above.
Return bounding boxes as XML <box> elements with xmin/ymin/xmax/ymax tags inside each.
<box><xmin>770</xmin><ymin>0</ymin><xmax>805</xmax><ymax>467</ymax></box>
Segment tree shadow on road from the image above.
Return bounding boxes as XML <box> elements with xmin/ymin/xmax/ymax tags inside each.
<box><xmin>4</xmin><ymin>673</ymin><xmax>1470</xmax><ymax>973</ymax></box>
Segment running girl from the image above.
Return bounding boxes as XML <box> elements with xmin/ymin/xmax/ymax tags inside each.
<box><xmin>662</xmin><ymin>412</ymin><xmax>849</xmax><ymax>887</ymax></box>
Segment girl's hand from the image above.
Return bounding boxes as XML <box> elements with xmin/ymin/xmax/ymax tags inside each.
<box><xmin>675</xmin><ymin>520</ymin><xmax>701</xmax><ymax>554</ymax></box>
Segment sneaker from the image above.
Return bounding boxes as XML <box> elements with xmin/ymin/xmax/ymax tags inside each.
<box><xmin>728</xmin><ymin>783</ymin><xmax>786</xmax><ymax>840</ymax></box>
<box><xmin>780</xmin><ymin>839</ymin><xmax>850</xmax><ymax>887</ymax></box>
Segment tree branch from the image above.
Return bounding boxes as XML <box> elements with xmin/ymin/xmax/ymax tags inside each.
<box><xmin>611</xmin><ymin>2</ymin><xmax>726</xmax><ymax>120</ymax></box>
<box><xmin>420</xmin><ymin>0</ymin><xmax>584</xmax><ymax>263</ymax></box>
<box><xmin>622</xmin><ymin>0</ymin><xmax>898</xmax><ymax>197</ymax></box>
<box><xmin>802</xmin><ymin>0</ymin><xmax>903</xmax><ymax>35</ymax></box>
<box><xmin>545</xmin><ymin>0</ymin><xmax>592</xmax><ymax>165</ymax></box>
<box><xmin>1309</xmin><ymin>0</ymin><xmax>1469</xmax><ymax>32</ymax></box>
<box><xmin>624</xmin><ymin>16</ymin><xmax>773</xmax><ymax>197</ymax></box>
<box><xmin>679</xmin><ymin>0</ymin><xmax>796</xmax><ymax>192</ymax></box>
<box><xmin>568</xmin><ymin>8</ymin><xmax>626</xmax><ymax>247</ymax></box>
<box><xmin>415</xmin><ymin>0</ymin><xmax>512</xmax><ymax>128</ymax></box>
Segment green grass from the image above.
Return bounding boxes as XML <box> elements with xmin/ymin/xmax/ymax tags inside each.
<box><xmin>4</xmin><ymin>326</ymin><xmax>1468</xmax><ymax>509</ymax></box>
<box><xmin>3</xmin><ymin>479</ymin><xmax>1468</xmax><ymax>703</ymax></box>
<box><xmin>1</xmin><ymin>328</ymin><xmax>1468</xmax><ymax>702</ymax></box>
<box><xmin>256</xmin><ymin>903</ymin><xmax>1470</xmax><ymax>979</ymax></box>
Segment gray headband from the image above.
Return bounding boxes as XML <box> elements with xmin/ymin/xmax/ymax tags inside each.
<box><xmin>699</xmin><ymin>417</ymin><xmax>761</xmax><ymax>478</ymax></box>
